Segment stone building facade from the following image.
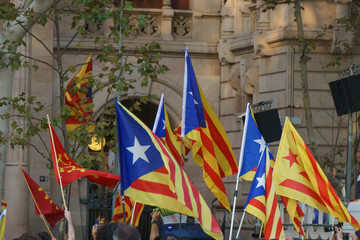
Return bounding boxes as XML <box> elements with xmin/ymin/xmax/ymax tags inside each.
<box><xmin>2</xmin><ymin>0</ymin><xmax>357</xmax><ymax>239</ymax></box>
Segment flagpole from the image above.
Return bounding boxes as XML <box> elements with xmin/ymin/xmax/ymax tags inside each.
<box><xmin>130</xmin><ymin>202</ymin><xmax>136</xmax><ymax>225</ymax></box>
<box><xmin>18</xmin><ymin>164</ymin><xmax>55</xmax><ymax>239</ymax></box>
<box><xmin>47</xmin><ymin>115</ymin><xmax>68</xmax><ymax>210</ymax></box>
<box><xmin>229</xmin><ymin>103</ymin><xmax>250</xmax><ymax>240</ymax></box>
<box><xmin>235</xmin><ymin>211</ymin><xmax>246</xmax><ymax>239</ymax></box>
<box><xmin>259</xmin><ymin>222</ymin><xmax>263</xmax><ymax>239</ymax></box>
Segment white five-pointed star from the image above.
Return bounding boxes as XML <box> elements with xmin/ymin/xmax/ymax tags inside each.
<box><xmin>256</xmin><ymin>173</ymin><xmax>265</xmax><ymax>189</ymax></box>
<box><xmin>162</xmin><ymin>119</ymin><xmax>166</xmax><ymax>130</ymax></box>
<box><xmin>126</xmin><ymin>137</ymin><xmax>151</xmax><ymax>164</ymax></box>
<box><xmin>254</xmin><ymin>136</ymin><xmax>266</xmax><ymax>154</ymax></box>
<box><xmin>189</xmin><ymin>92</ymin><xmax>199</xmax><ymax>105</ymax></box>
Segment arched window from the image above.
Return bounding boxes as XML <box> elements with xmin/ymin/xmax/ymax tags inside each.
<box><xmin>127</xmin><ymin>0</ymin><xmax>189</xmax><ymax>9</ymax></box>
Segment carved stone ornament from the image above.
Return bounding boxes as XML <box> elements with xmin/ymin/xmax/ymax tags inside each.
<box><xmin>129</xmin><ymin>14</ymin><xmax>161</xmax><ymax>36</ymax></box>
<box><xmin>172</xmin><ymin>15</ymin><xmax>192</xmax><ymax>38</ymax></box>
<box><xmin>84</xmin><ymin>21</ymin><xmax>103</xmax><ymax>35</ymax></box>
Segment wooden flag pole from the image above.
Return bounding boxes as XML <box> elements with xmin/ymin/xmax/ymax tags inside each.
<box><xmin>259</xmin><ymin>222</ymin><xmax>264</xmax><ymax>239</ymax></box>
<box><xmin>18</xmin><ymin>163</ymin><xmax>54</xmax><ymax>239</ymax></box>
<box><xmin>47</xmin><ymin>115</ymin><xmax>68</xmax><ymax>210</ymax></box>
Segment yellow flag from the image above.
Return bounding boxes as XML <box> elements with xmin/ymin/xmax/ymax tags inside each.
<box><xmin>274</xmin><ymin>117</ymin><xmax>360</xmax><ymax>230</ymax></box>
<box><xmin>0</xmin><ymin>200</ymin><xmax>7</xmax><ymax>240</ymax></box>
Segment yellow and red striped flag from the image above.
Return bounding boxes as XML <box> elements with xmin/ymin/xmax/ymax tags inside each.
<box><xmin>274</xmin><ymin>117</ymin><xmax>360</xmax><ymax>230</ymax></box>
<box><xmin>280</xmin><ymin>196</ymin><xmax>305</xmax><ymax>236</ymax></box>
<box><xmin>153</xmin><ymin>94</ymin><xmax>189</xmax><ymax>166</ymax></box>
<box><xmin>181</xmin><ymin>50</ymin><xmax>238</xmax><ymax>212</ymax></box>
<box><xmin>244</xmin><ymin>147</ymin><xmax>284</xmax><ymax>240</ymax></box>
<box><xmin>112</xmin><ymin>190</ymin><xmax>144</xmax><ymax>227</ymax></box>
<box><xmin>115</xmin><ymin>100</ymin><xmax>223</xmax><ymax>239</ymax></box>
<box><xmin>65</xmin><ymin>55</ymin><xmax>93</xmax><ymax>132</ymax></box>
<box><xmin>0</xmin><ymin>201</ymin><xmax>7</xmax><ymax>239</ymax></box>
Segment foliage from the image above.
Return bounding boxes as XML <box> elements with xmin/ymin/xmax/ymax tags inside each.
<box><xmin>0</xmin><ymin>0</ymin><xmax>168</xmax><ymax>170</ymax></box>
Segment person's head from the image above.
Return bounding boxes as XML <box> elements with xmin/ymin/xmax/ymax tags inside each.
<box><xmin>37</xmin><ymin>232</ymin><xmax>51</xmax><ymax>240</ymax></box>
<box><xmin>355</xmin><ymin>230</ymin><xmax>360</xmax><ymax>239</ymax></box>
<box><xmin>154</xmin><ymin>234</ymin><xmax>178</xmax><ymax>240</ymax></box>
<box><xmin>112</xmin><ymin>223</ymin><xmax>140</xmax><ymax>240</ymax></box>
<box><xmin>96</xmin><ymin>222</ymin><xmax>121</xmax><ymax>240</ymax></box>
<box><xmin>19</xmin><ymin>233</ymin><xmax>41</xmax><ymax>240</ymax></box>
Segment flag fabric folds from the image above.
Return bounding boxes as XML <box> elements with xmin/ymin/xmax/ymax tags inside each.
<box><xmin>153</xmin><ymin>94</ymin><xmax>186</xmax><ymax>166</ymax></box>
<box><xmin>115</xmin><ymin>99</ymin><xmax>223</xmax><ymax>239</ymax></box>
<box><xmin>20</xmin><ymin>166</ymin><xmax>64</xmax><ymax>227</ymax></box>
<box><xmin>238</xmin><ymin>103</ymin><xmax>266</xmax><ymax>181</ymax></box>
<box><xmin>274</xmin><ymin>117</ymin><xmax>360</xmax><ymax>231</ymax></box>
<box><xmin>244</xmin><ymin>147</ymin><xmax>285</xmax><ymax>240</ymax></box>
<box><xmin>181</xmin><ymin>50</ymin><xmax>238</xmax><ymax>211</ymax></box>
<box><xmin>48</xmin><ymin>124</ymin><xmax>120</xmax><ymax>188</ymax></box>
<box><xmin>0</xmin><ymin>201</ymin><xmax>7</xmax><ymax>239</ymax></box>
<box><xmin>112</xmin><ymin>190</ymin><xmax>144</xmax><ymax>227</ymax></box>
<box><xmin>65</xmin><ymin>55</ymin><xmax>93</xmax><ymax>132</ymax></box>
<box><xmin>280</xmin><ymin>196</ymin><xmax>305</xmax><ymax>236</ymax></box>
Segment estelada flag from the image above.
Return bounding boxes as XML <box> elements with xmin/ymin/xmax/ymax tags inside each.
<box><xmin>65</xmin><ymin>55</ymin><xmax>93</xmax><ymax>132</ymax></box>
<box><xmin>48</xmin><ymin>123</ymin><xmax>120</xmax><ymax>188</ymax></box>
<box><xmin>112</xmin><ymin>190</ymin><xmax>144</xmax><ymax>227</ymax></box>
<box><xmin>274</xmin><ymin>117</ymin><xmax>360</xmax><ymax>230</ymax></box>
<box><xmin>181</xmin><ymin>50</ymin><xmax>238</xmax><ymax>212</ymax></box>
<box><xmin>153</xmin><ymin>94</ymin><xmax>188</xmax><ymax>166</ymax></box>
<box><xmin>115</xmin><ymin>99</ymin><xmax>223</xmax><ymax>239</ymax></box>
<box><xmin>19</xmin><ymin>166</ymin><xmax>64</xmax><ymax>227</ymax></box>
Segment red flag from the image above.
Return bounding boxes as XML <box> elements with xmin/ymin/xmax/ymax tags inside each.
<box><xmin>48</xmin><ymin>124</ymin><xmax>120</xmax><ymax>188</ymax></box>
<box><xmin>112</xmin><ymin>190</ymin><xmax>144</xmax><ymax>227</ymax></box>
<box><xmin>20</xmin><ymin>166</ymin><xmax>64</xmax><ymax>227</ymax></box>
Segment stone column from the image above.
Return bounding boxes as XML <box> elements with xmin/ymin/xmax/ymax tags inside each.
<box><xmin>257</xmin><ymin>0</ymin><xmax>270</xmax><ymax>30</ymax></box>
<box><xmin>161</xmin><ymin>0</ymin><xmax>174</xmax><ymax>40</ymax></box>
<box><xmin>4</xmin><ymin>40</ymin><xmax>30</xmax><ymax>238</ymax></box>
<box><xmin>332</xmin><ymin>0</ymin><xmax>352</xmax><ymax>53</ymax></box>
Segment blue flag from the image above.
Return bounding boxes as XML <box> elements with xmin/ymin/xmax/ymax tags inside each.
<box><xmin>244</xmin><ymin>149</ymin><xmax>266</xmax><ymax>210</ymax></box>
<box><xmin>238</xmin><ymin>103</ymin><xmax>266</xmax><ymax>181</ymax></box>
<box><xmin>114</xmin><ymin>98</ymin><xmax>224</xmax><ymax>240</ymax></box>
<box><xmin>115</xmin><ymin>99</ymin><xmax>165</xmax><ymax>194</ymax></box>
<box><xmin>152</xmin><ymin>94</ymin><xmax>166</xmax><ymax>137</ymax></box>
<box><xmin>181</xmin><ymin>50</ymin><xmax>206</xmax><ymax>137</ymax></box>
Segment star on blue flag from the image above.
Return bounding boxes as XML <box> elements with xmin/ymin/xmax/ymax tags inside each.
<box><xmin>153</xmin><ymin>94</ymin><xmax>166</xmax><ymax>138</ymax></box>
<box><xmin>115</xmin><ymin>98</ymin><xmax>165</xmax><ymax>194</ymax></box>
<box><xmin>239</xmin><ymin>103</ymin><xmax>267</xmax><ymax>181</ymax></box>
<box><xmin>181</xmin><ymin>50</ymin><xmax>206</xmax><ymax>137</ymax></box>
<box><xmin>244</xmin><ymin>147</ymin><xmax>266</xmax><ymax>209</ymax></box>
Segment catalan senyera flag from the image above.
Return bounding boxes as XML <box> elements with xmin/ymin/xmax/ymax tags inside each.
<box><xmin>48</xmin><ymin>123</ymin><xmax>120</xmax><ymax>188</ymax></box>
<box><xmin>274</xmin><ymin>117</ymin><xmax>360</xmax><ymax>231</ymax></box>
<box><xmin>19</xmin><ymin>166</ymin><xmax>64</xmax><ymax>227</ymax></box>
<box><xmin>65</xmin><ymin>55</ymin><xmax>93</xmax><ymax>132</ymax></box>
<box><xmin>115</xmin><ymin>99</ymin><xmax>223</xmax><ymax>239</ymax></box>
<box><xmin>181</xmin><ymin>50</ymin><xmax>237</xmax><ymax>212</ymax></box>
<box><xmin>0</xmin><ymin>201</ymin><xmax>7</xmax><ymax>239</ymax></box>
<box><xmin>238</xmin><ymin>103</ymin><xmax>266</xmax><ymax>181</ymax></box>
<box><xmin>112</xmin><ymin>190</ymin><xmax>144</xmax><ymax>227</ymax></box>
<box><xmin>153</xmin><ymin>94</ymin><xmax>187</xmax><ymax>166</ymax></box>
<box><xmin>244</xmin><ymin>147</ymin><xmax>285</xmax><ymax>240</ymax></box>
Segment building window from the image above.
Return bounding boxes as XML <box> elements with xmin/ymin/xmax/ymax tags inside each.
<box><xmin>127</xmin><ymin>0</ymin><xmax>189</xmax><ymax>9</ymax></box>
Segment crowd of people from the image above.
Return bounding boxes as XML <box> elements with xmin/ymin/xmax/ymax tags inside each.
<box><xmin>14</xmin><ymin>209</ymin><xmax>177</xmax><ymax>240</ymax></box>
<box><xmin>12</xmin><ymin>209</ymin><xmax>360</xmax><ymax>240</ymax></box>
